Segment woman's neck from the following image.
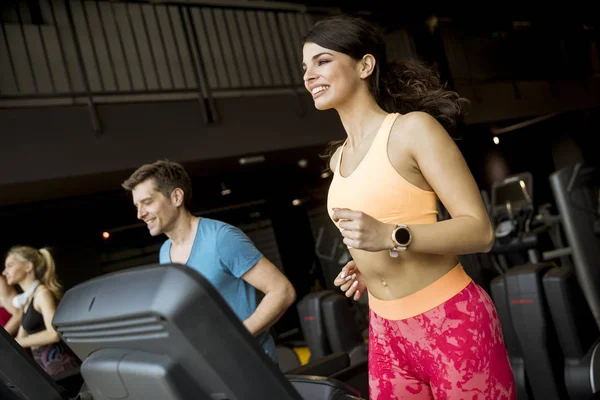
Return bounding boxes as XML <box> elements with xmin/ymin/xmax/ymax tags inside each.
<box><xmin>336</xmin><ymin>91</ymin><xmax>388</xmax><ymax>149</ymax></box>
<box><xmin>19</xmin><ymin>275</ymin><xmax>39</xmax><ymax>293</ymax></box>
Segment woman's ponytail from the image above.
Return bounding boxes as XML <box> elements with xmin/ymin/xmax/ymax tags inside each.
<box><xmin>38</xmin><ymin>248</ymin><xmax>63</xmax><ymax>301</ymax></box>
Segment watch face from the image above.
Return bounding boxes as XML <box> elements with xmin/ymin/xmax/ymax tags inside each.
<box><xmin>394</xmin><ymin>227</ymin><xmax>411</xmax><ymax>245</ymax></box>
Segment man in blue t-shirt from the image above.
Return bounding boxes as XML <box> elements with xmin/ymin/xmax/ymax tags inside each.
<box><xmin>122</xmin><ymin>160</ymin><xmax>296</xmax><ymax>362</ymax></box>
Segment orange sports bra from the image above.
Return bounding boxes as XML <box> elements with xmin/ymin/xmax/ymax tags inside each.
<box><xmin>327</xmin><ymin>113</ymin><xmax>439</xmax><ymax>226</ymax></box>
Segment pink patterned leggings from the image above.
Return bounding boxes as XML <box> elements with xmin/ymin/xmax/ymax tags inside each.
<box><xmin>368</xmin><ymin>266</ymin><xmax>516</xmax><ymax>399</ymax></box>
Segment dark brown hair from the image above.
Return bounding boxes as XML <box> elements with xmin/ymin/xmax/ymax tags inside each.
<box><xmin>122</xmin><ymin>160</ymin><xmax>193</xmax><ymax>210</ymax></box>
<box><xmin>304</xmin><ymin>14</ymin><xmax>470</xmax><ymax>163</ymax></box>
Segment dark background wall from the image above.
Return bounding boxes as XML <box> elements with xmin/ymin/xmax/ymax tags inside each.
<box><xmin>0</xmin><ymin>94</ymin><xmax>343</xmax><ymax>191</ymax></box>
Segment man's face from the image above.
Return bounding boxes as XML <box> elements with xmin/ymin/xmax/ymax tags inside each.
<box><xmin>132</xmin><ymin>179</ymin><xmax>178</xmax><ymax>236</ymax></box>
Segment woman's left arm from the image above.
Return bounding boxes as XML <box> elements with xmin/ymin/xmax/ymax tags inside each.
<box><xmin>400</xmin><ymin>112</ymin><xmax>494</xmax><ymax>255</ymax></box>
<box><xmin>334</xmin><ymin>112</ymin><xmax>494</xmax><ymax>256</ymax></box>
<box><xmin>16</xmin><ymin>289</ymin><xmax>61</xmax><ymax>348</ymax></box>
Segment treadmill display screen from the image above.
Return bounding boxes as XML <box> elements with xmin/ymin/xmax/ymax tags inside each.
<box><xmin>494</xmin><ymin>180</ymin><xmax>529</xmax><ymax>206</ymax></box>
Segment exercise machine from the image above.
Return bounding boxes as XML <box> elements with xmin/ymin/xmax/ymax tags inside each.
<box><xmin>51</xmin><ymin>263</ymin><xmax>368</xmax><ymax>399</ymax></box>
<box><xmin>490</xmin><ymin>168</ymin><xmax>600</xmax><ymax>400</ymax></box>
<box><xmin>548</xmin><ymin>164</ymin><xmax>600</xmax><ymax>399</ymax></box>
<box><xmin>489</xmin><ymin>172</ymin><xmax>569</xmax><ymax>399</ymax></box>
<box><xmin>297</xmin><ymin>290</ymin><xmax>368</xmax><ymax>366</ymax></box>
<box><xmin>0</xmin><ymin>326</ymin><xmax>70</xmax><ymax>400</ymax></box>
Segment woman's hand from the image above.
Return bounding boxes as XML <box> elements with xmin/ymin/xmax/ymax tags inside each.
<box><xmin>333</xmin><ymin>208</ymin><xmax>394</xmax><ymax>252</ymax></box>
<box><xmin>333</xmin><ymin>260</ymin><xmax>367</xmax><ymax>301</ymax></box>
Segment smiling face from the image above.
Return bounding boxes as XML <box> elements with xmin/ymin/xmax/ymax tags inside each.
<box><xmin>302</xmin><ymin>42</ymin><xmax>366</xmax><ymax>111</ymax></box>
<box><xmin>132</xmin><ymin>178</ymin><xmax>181</xmax><ymax>237</ymax></box>
<box><xmin>3</xmin><ymin>253</ymin><xmax>31</xmax><ymax>286</ymax></box>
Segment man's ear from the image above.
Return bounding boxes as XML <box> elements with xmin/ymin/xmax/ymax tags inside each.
<box><xmin>359</xmin><ymin>54</ymin><xmax>376</xmax><ymax>79</ymax></box>
<box><xmin>171</xmin><ymin>188</ymin><xmax>185</xmax><ymax>207</ymax></box>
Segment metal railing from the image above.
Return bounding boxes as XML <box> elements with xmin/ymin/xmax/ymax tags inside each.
<box><xmin>0</xmin><ymin>0</ymin><xmax>317</xmax><ymax>133</ymax></box>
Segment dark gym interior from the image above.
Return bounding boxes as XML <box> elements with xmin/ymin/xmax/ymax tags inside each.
<box><xmin>1</xmin><ymin>1</ymin><xmax>599</xmax><ymax>399</ymax></box>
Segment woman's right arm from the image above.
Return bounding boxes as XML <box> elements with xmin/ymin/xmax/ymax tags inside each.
<box><xmin>15</xmin><ymin>325</ymin><xmax>27</xmax><ymax>342</ymax></box>
<box><xmin>333</xmin><ymin>260</ymin><xmax>367</xmax><ymax>301</ymax></box>
<box><xmin>0</xmin><ymin>292</ymin><xmax>18</xmax><ymax>316</ymax></box>
<box><xmin>4</xmin><ymin>310</ymin><xmax>22</xmax><ymax>337</ymax></box>
<box><xmin>0</xmin><ymin>292</ymin><xmax>21</xmax><ymax>336</ymax></box>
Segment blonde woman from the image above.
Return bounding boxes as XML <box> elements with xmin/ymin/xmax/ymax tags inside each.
<box><xmin>3</xmin><ymin>246</ymin><xmax>80</xmax><ymax>376</ymax></box>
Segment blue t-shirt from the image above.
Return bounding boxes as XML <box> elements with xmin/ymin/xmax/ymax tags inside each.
<box><xmin>159</xmin><ymin>218</ymin><xmax>277</xmax><ymax>362</ymax></box>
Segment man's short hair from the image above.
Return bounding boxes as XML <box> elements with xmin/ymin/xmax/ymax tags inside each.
<box><xmin>122</xmin><ymin>160</ymin><xmax>193</xmax><ymax>210</ymax></box>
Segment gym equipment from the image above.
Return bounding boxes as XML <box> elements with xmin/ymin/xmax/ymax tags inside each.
<box><xmin>495</xmin><ymin>262</ymin><xmax>569</xmax><ymax>399</ymax></box>
<box><xmin>550</xmin><ymin>163</ymin><xmax>600</xmax><ymax>329</ymax></box>
<box><xmin>490</xmin><ymin>172</ymin><xmax>541</xmax><ymax>269</ymax></box>
<box><xmin>52</xmin><ymin>264</ymin><xmax>366</xmax><ymax>400</ymax></box>
<box><xmin>543</xmin><ymin>266</ymin><xmax>600</xmax><ymax>399</ymax></box>
<box><xmin>489</xmin><ymin>275</ymin><xmax>532</xmax><ymax>399</ymax></box>
<box><xmin>277</xmin><ymin>345</ymin><xmax>302</xmax><ymax>372</ymax></box>
<box><xmin>297</xmin><ymin>290</ymin><xmax>368</xmax><ymax>365</ymax></box>
<box><xmin>0</xmin><ymin>326</ymin><xmax>68</xmax><ymax>400</ymax></box>
<box><xmin>548</xmin><ymin>164</ymin><xmax>600</xmax><ymax>399</ymax></box>
<box><xmin>321</xmin><ymin>292</ymin><xmax>368</xmax><ymax>365</ymax></box>
<box><xmin>489</xmin><ymin>172</ymin><xmax>569</xmax><ymax>399</ymax></box>
<box><xmin>298</xmin><ymin>291</ymin><xmax>334</xmax><ymax>362</ymax></box>
<box><xmin>296</xmin><ymin>290</ymin><xmax>369</xmax><ymax>397</ymax></box>
<box><xmin>490</xmin><ymin>168</ymin><xmax>600</xmax><ymax>400</ymax></box>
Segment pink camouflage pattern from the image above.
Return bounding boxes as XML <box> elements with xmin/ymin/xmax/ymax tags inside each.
<box><xmin>368</xmin><ymin>281</ymin><xmax>516</xmax><ymax>399</ymax></box>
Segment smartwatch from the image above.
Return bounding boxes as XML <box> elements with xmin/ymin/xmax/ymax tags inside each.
<box><xmin>390</xmin><ymin>223</ymin><xmax>412</xmax><ymax>257</ymax></box>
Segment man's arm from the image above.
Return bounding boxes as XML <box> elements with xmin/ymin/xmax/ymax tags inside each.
<box><xmin>240</xmin><ymin>257</ymin><xmax>296</xmax><ymax>336</ymax></box>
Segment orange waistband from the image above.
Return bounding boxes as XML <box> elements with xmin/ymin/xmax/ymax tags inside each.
<box><xmin>368</xmin><ymin>263</ymin><xmax>472</xmax><ymax>321</ymax></box>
